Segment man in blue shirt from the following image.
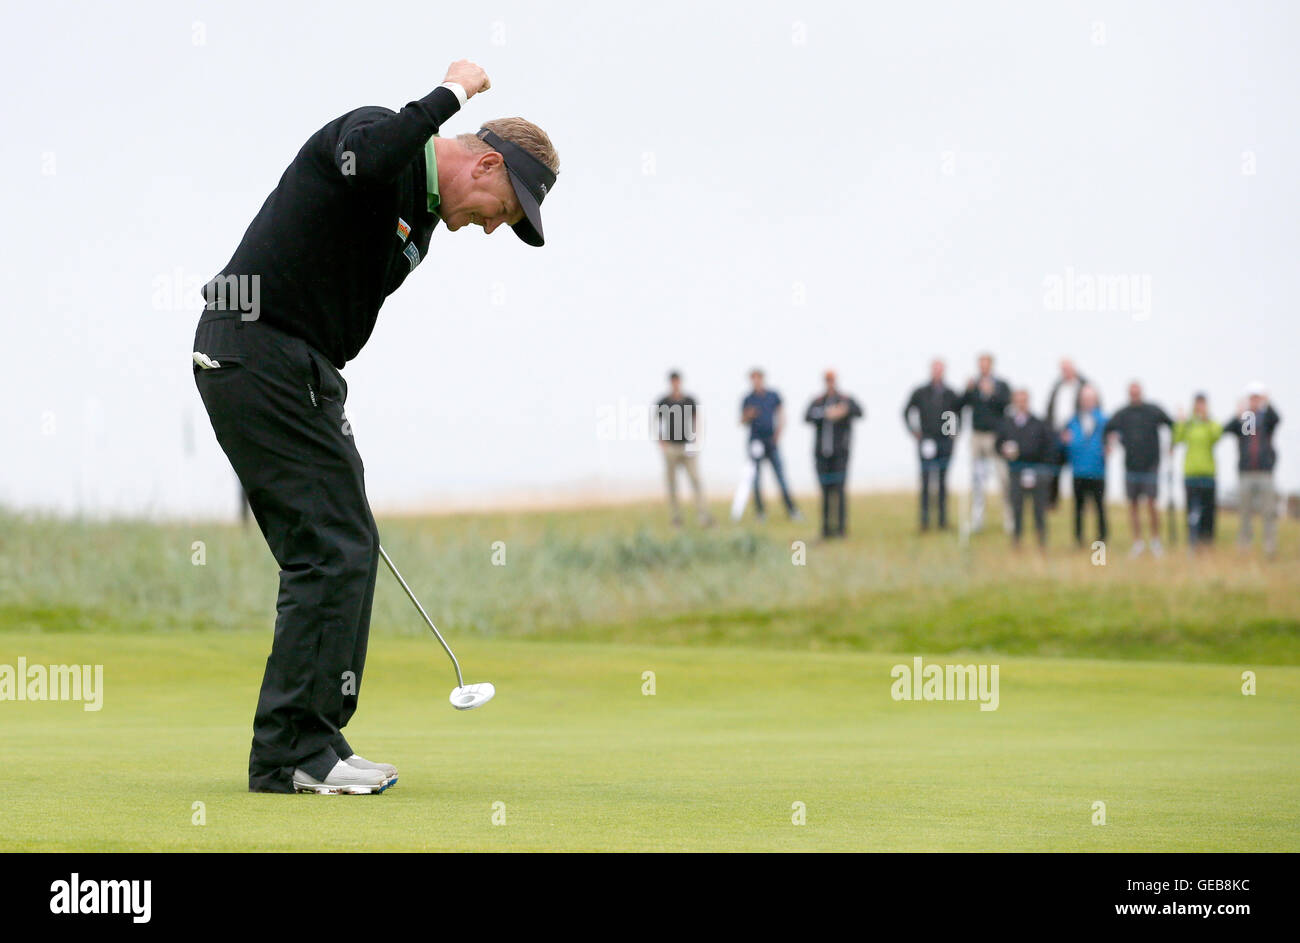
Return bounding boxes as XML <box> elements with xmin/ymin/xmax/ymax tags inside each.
<box><xmin>740</xmin><ymin>369</ymin><xmax>802</xmax><ymax>521</ymax></box>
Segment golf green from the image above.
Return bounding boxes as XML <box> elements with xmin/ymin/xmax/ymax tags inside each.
<box><xmin>2</xmin><ymin>632</ymin><xmax>1295</xmax><ymax>851</ymax></box>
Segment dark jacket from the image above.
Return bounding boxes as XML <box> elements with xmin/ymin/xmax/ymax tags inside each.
<box><xmin>962</xmin><ymin>376</ymin><xmax>1012</xmax><ymax>432</ymax></box>
<box><xmin>203</xmin><ymin>87</ymin><xmax>462</xmax><ymax>368</ymax></box>
<box><xmin>1223</xmin><ymin>406</ymin><xmax>1282</xmax><ymax>472</ymax></box>
<box><xmin>903</xmin><ymin>382</ymin><xmax>963</xmax><ymax>457</ymax></box>
<box><xmin>995</xmin><ymin>412</ymin><xmax>1059</xmax><ymax>468</ymax></box>
<box><xmin>1046</xmin><ymin>373</ymin><xmax>1091</xmax><ymax>430</ymax></box>
<box><xmin>805</xmin><ymin>393</ymin><xmax>864</xmax><ymax>458</ymax></box>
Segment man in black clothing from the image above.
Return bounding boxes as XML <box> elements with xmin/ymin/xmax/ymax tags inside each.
<box><xmin>192</xmin><ymin>60</ymin><xmax>560</xmax><ymax>795</ymax></box>
<box><xmin>1105</xmin><ymin>382</ymin><xmax>1173</xmax><ymax>558</ymax></box>
<box><xmin>804</xmin><ymin>370</ymin><xmax>864</xmax><ymax>538</ymax></box>
<box><xmin>903</xmin><ymin>359</ymin><xmax>963</xmax><ymax>531</ymax></box>
<box><xmin>962</xmin><ymin>353</ymin><xmax>1013</xmax><ymax>533</ymax></box>
<box><xmin>995</xmin><ymin>389</ymin><xmax>1058</xmax><ymax>547</ymax></box>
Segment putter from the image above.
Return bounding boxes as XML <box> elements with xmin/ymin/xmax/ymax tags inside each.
<box><xmin>378</xmin><ymin>544</ymin><xmax>495</xmax><ymax>710</ymax></box>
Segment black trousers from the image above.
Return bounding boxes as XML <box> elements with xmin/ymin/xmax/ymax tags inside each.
<box><xmin>1008</xmin><ymin>464</ymin><xmax>1050</xmax><ymax>545</ymax></box>
<box><xmin>918</xmin><ymin>456</ymin><xmax>950</xmax><ymax>529</ymax></box>
<box><xmin>815</xmin><ymin>451</ymin><xmax>849</xmax><ymax>537</ymax></box>
<box><xmin>1184</xmin><ymin>476</ymin><xmax>1217</xmax><ymax>544</ymax></box>
<box><xmin>1047</xmin><ymin>452</ymin><xmax>1069</xmax><ymax>507</ymax></box>
<box><xmin>1073</xmin><ymin>476</ymin><xmax>1107</xmax><ymax>545</ymax></box>
<box><xmin>192</xmin><ymin>313</ymin><xmax>378</xmax><ymax>793</ymax></box>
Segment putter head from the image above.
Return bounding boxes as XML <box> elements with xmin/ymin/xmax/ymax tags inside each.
<box><xmin>450</xmin><ymin>682</ymin><xmax>495</xmax><ymax>711</ymax></box>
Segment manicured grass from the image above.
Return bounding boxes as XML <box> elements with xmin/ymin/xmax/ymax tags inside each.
<box><xmin>1</xmin><ymin>632</ymin><xmax>1295</xmax><ymax>851</ymax></box>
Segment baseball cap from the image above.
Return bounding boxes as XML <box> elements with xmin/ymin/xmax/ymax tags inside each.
<box><xmin>476</xmin><ymin>128</ymin><xmax>555</xmax><ymax>247</ymax></box>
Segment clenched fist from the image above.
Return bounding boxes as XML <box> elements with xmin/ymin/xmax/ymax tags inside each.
<box><xmin>444</xmin><ymin>59</ymin><xmax>491</xmax><ymax>98</ymax></box>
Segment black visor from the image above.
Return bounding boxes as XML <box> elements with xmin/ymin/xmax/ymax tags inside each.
<box><xmin>476</xmin><ymin>128</ymin><xmax>555</xmax><ymax>247</ymax></box>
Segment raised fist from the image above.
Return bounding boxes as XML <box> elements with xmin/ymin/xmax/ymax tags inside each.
<box><xmin>444</xmin><ymin>59</ymin><xmax>491</xmax><ymax>98</ymax></box>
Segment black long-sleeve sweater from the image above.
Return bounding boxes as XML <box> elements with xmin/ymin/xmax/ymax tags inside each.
<box><xmin>202</xmin><ymin>86</ymin><xmax>461</xmax><ymax>367</ymax></box>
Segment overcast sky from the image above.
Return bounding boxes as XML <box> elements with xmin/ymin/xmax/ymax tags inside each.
<box><xmin>2</xmin><ymin>0</ymin><xmax>1297</xmax><ymax>518</ymax></box>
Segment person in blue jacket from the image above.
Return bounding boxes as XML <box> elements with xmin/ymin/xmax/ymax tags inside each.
<box><xmin>1060</xmin><ymin>384</ymin><xmax>1108</xmax><ymax>547</ymax></box>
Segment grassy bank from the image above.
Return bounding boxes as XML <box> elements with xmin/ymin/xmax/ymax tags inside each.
<box><xmin>2</xmin><ymin>494</ymin><xmax>1297</xmax><ymax>663</ymax></box>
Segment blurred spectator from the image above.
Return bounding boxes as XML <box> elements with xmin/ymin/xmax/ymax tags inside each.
<box><xmin>1173</xmin><ymin>393</ymin><xmax>1221</xmax><ymax>549</ymax></box>
<box><xmin>903</xmin><ymin>359</ymin><xmax>963</xmax><ymax>531</ymax></box>
<box><xmin>656</xmin><ymin>370</ymin><xmax>714</xmax><ymax>527</ymax></box>
<box><xmin>805</xmin><ymin>370</ymin><xmax>864</xmax><ymax>539</ymax></box>
<box><xmin>741</xmin><ymin>369</ymin><xmax>802</xmax><ymax>522</ymax></box>
<box><xmin>963</xmin><ymin>353</ymin><xmax>1013</xmax><ymax>534</ymax></box>
<box><xmin>1061</xmin><ymin>384</ymin><xmax>1108</xmax><ymax>547</ymax></box>
<box><xmin>1223</xmin><ymin>383</ymin><xmax>1282</xmax><ymax>557</ymax></box>
<box><xmin>995</xmin><ymin>389</ymin><xmax>1058</xmax><ymax>548</ymax></box>
<box><xmin>1045</xmin><ymin>358</ymin><xmax>1091</xmax><ymax>509</ymax></box>
<box><xmin>1105</xmin><ymin>382</ymin><xmax>1173</xmax><ymax>558</ymax></box>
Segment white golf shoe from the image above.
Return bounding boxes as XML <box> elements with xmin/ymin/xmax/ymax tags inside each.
<box><xmin>293</xmin><ymin>759</ymin><xmax>392</xmax><ymax>795</ymax></box>
<box><xmin>343</xmin><ymin>754</ymin><xmax>398</xmax><ymax>785</ymax></box>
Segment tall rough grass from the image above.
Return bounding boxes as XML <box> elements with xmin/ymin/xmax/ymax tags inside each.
<box><xmin>1</xmin><ymin>494</ymin><xmax>1296</xmax><ymax>662</ymax></box>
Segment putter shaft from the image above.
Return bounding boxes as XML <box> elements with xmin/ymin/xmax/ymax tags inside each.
<box><xmin>378</xmin><ymin>544</ymin><xmax>464</xmax><ymax>689</ymax></box>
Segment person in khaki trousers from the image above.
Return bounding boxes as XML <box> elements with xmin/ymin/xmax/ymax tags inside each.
<box><xmin>963</xmin><ymin>354</ymin><xmax>1013</xmax><ymax>533</ymax></box>
<box><xmin>657</xmin><ymin>370</ymin><xmax>714</xmax><ymax>527</ymax></box>
<box><xmin>1223</xmin><ymin>383</ymin><xmax>1282</xmax><ymax>557</ymax></box>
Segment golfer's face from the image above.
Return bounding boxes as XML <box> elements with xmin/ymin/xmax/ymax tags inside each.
<box><xmin>445</xmin><ymin>164</ymin><xmax>523</xmax><ymax>235</ymax></box>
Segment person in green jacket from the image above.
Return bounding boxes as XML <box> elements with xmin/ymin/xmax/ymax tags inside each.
<box><xmin>1173</xmin><ymin>393</ymin><xmax>1223</xmax><ymax>548</ymax></box>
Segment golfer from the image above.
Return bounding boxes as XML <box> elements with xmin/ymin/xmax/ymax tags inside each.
<box><xmin>191</xmin><ymin>60</ymin><xmax>560</xmax><ymax>794</ymax></box>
